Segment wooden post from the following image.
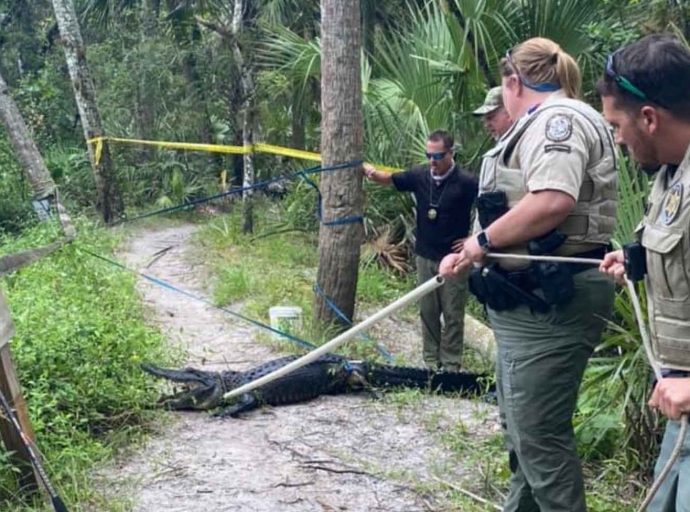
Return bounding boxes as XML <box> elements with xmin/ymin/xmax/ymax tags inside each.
<box><xmin>0</xmin><ymin>289</ymin><xmax>39</xmax><ymax>494</ymax></box>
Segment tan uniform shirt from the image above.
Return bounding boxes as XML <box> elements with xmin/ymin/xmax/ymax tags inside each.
<box><xmin>476</xmin><ymin>90</ymin><xmax>618</xmax><ymax>269</ymax></box>
<box><xmin>642</xmin><ymin>144</ymin><xmax>690</xmax><ymax>370</ymax></box>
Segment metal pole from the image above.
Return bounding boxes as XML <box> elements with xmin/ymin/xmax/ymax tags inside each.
<box><xmin>223</xmin><ymin>275</ymin><xmax>444</xmax><ymax>401</ymax></box>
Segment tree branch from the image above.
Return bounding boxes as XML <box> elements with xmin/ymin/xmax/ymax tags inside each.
<box><xmin>194</xmin><ymin>16</ymin><xmax>233</xmax><ymax>41</ymax></box>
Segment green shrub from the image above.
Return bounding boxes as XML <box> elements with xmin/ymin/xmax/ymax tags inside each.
<box><xmin>0</xmin><ymin>220</ymin><xmax>171</xmax><ymax>508</ymax></box>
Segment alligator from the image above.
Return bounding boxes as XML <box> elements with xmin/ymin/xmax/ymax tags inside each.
<box><xmin>141</xmin><ymin>354</ymin><xmax>493</xmax><ymax>418</ymax></box>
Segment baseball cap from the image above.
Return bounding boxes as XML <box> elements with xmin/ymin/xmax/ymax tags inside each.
<box><xmin>472</xmin><ymin>86</ymin><xmax>503</xmax><ymax>116</ymax></box>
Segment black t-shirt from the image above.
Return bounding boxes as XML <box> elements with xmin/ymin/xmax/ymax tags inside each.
<box><xmin>392</xmin><ymin>164</ymin><xmax>478</xmax><ymax>261</ymax></box>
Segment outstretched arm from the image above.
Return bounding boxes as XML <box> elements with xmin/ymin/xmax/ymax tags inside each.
<box><xmin>363</xmin><ymin>163</ymin><xmax>394</xmax><ymax>186</ymax></box>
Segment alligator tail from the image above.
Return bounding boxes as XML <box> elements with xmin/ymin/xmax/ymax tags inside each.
<box><xmin>367</xmin><ymin>364</ymin><xmax>493</xmax><ymax>396</ymax></box>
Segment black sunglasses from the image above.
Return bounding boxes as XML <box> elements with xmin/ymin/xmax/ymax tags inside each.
<box><xmin>425</xmin><ymin>151</ymin><xmax>448</xmax><ymax>161</ymax></box>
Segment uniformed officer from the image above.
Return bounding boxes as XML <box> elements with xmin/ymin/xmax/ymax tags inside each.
<box><xmin>363</xmin><ymin>131</ymin><xmax>478</xmax><ymax>372</ymax></box>
<box><xmin>598</xmin><ymin>34</ymin><xmax>690</xmax><ymax>511</ymax></box>
<box><xmin>472</xmin><ymin>86</ymin><xmax>513</xmax><ymax>140</ymax></box>
<box><xmin>440</xmin><ymin>37</ymin><xmax>618</xmax><ymax>511</ymax></box>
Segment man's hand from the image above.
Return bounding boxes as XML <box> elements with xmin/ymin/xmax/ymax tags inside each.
<box><xmin>451</xmin><ymin>237</ymin><xmax>467</xmax><ymax>253</ymax></box>
<box><xmin>363</xmin><ymin>163</ymin><xmax>376</xmax><ymax>178</ymax></box>
<box><xmin>439</xmin><ymin>253</ymin><xmax>463</xmax><ymax>278</ymax></box>
<box><xmin>439</xmin><ymin>236</ymin><xmax>487</xmax><ymax>278</ymax></box>
<box><xmin>649</xmin><ymin>378</ymin><xmax>690</xmax><ymax>420</ymax></box>
<box><xmin>599</xmin><ymin>250</ymin><xmax>626</xmax><ymax>285</ymax></box>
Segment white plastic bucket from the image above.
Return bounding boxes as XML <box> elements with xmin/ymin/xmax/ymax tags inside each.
<box><xmin>268</xmin><ymin>306</ymin><xmax>303</xmax><ymax>340</ymax></box>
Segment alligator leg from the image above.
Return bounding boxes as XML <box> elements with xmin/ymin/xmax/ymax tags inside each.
<box><xmin>213</xmin><ymin>393</ymin><xmax>258</xmax><ymax>418</ymax></box>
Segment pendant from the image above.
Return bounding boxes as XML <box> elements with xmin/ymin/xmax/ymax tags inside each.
<box><xmin>428</xmin><ymin>208</ymin><xmax>438</xmax><ymax>220</ymax></box>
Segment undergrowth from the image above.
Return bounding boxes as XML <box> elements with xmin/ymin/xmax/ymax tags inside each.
<box><xmin>196</xmin><ymin>201</ymin><xmax>417</xmax><ymax>363</ymax></box>
<box><xmin>0</xmin><ymin>219</ymin><xmax>173</xmax><ymax>510</ymax></box>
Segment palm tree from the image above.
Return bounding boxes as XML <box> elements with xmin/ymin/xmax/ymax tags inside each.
<box><xmin>51</xmin><ymin>0</ymin><xmax>124</xmax><ymax>223</ymax></box>
<box><xmin>314</xmin><ymin>0</ymin><xmax>364</xmax><ymax>326</ymax></box>
<box><xmin>0</xmin><ymin>70</ymin><xmax>75</xmax><ymax>238</ymax></box>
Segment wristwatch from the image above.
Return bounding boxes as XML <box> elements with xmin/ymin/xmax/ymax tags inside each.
<box><xmin>477</xmin><ymin>230</ymin><xmax>492</xmax><ymax>253</ymax></box>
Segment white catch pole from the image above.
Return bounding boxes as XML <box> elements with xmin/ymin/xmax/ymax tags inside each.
<box><xmin>223</xmin><ymin>275</ymin><xmax>445</xmax><ymax>401</ymax></box>
<box><xmin>486</xmin><ymin>252</ymin><xmax>602</xmax><ymax>266</ymax></box>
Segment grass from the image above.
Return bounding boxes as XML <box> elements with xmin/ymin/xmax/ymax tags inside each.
<box><xmin>0</xmin><ymin>218</ymin><xmax>176</xmax><ymax>510</ymax></box>
<box><xmin>195</xmin><ymin>202</ymin><xmax>416</xmax><ymax>362</ymax></box>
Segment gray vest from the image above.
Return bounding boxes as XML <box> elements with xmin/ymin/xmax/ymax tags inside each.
<box><xmin>642</xmin><ymin>145</ymin><xmax>690</xmax><ymax>370</ymax></box>
<box><xmin>476</xmin><ymin>98</ymin><xmax>617</xmax><ymax>269</ymax></box>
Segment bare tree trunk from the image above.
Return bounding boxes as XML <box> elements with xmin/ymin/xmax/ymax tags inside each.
<box><xmin>181</xmin><ymin>49</ymin><xmax>223</xmax><ymax>174</ymax></box>
<box><xmin>137</xmin><ymin>0</ymin><xmax>158</xmax><ymax>160</ymax></box>
<box><xmin>315</xmin><ymin>0</ymin><xmax>364</xmax><ymax>326</ymax></box>
<box><xmin>0</xmin><ymin>71</ymin><xmax>75</xmax><ymax>238</ymax></box>
<box><xmin>231</xmin><ymin>0</ymin><xmax>256</xmax><ymax>234</ymax></box>
<box><xmin>51</xmin><ymin>0</ymin><xmax>123</xmax><ymax>223</ymax></box>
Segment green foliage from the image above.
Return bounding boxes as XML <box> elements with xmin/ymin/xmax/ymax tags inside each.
<box><xmin>214</xmin><ymin>266</ymin><xmax>253</xmax><ymax>304</ymax></box>
<box><xmin>0</xmin><ymin>220</ymin><xmax>172</xmax><ymax>508</ymax></box>
<box><xmin>197</xmin><ymin>206</ymin><xmax>407</xmax><ymax>362</ymax></box>
<box><xmin>575</xmin><ymin>156</ymin><xmax>657</xmax><ymax>474</ymax></box>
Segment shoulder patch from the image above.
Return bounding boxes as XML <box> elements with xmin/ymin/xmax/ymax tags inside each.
<box><xmin>545</xmin><ymin>114</ymin><xmax>573</xmax><ymax>142</ymax></box>
<box><xmin>660</xmin><ymin>183</ymin><xmax>683</xmax><ymax>225</ymax></box>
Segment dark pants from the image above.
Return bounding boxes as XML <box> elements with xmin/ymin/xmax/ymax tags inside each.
<box><xmin>488</xmin><ymin>268</ymin><xmax>614</xmax><ymax>511</ymax></box>
<box><xmin>416</xmin><ymin>255</ymin><xmax>469</xmax><ymax>371</ymax></box>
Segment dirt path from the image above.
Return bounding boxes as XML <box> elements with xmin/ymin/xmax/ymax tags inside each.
<box><xmin>99</xmin><ymin>224</ymin><xmax>499</xmax><ymax>512</ymax></box>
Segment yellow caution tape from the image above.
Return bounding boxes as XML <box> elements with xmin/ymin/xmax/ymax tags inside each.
<box><xmin>86</xmin><ymin>136</ymin><xmax>402</xmax><ymax>173</ymax></box>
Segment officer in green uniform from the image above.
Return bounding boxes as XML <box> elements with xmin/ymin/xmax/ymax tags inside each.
<box><xmin>440</xmin><ymin>37</ymin><xmax>618</xmax><ymax>511</ymax></box>
<box><xmin>473</xmin><ymin>86</ymin><xmax>513</xmax><ymax>141</ymax></box>
<box><xmin>598</xmin><ymin>34</ymin><xmax>690</xmax><ymax>511</ymax></box>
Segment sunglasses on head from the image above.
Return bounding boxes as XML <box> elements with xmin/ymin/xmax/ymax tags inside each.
<box><xmin>605</xmin><ymin>52</ymin><xmax>665</xmax><ymax>108</ymax></box>
<box><xmin>425</xmin><ymin>151</ymin><xmax>448</xmax><ymax>161</ymax></box>
<box><xmin>504</xmin><ymin>49</ymin><xmax>561</xmax><ymax>93</ymax></box>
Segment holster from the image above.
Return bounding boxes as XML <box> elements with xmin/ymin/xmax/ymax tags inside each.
<box><xmin>528</xmin><ymin>229</ymin><xmax>575</xmax><ymax>307</ymax></box>
<box><xmin>624</xmin><ymin>242</ymin><xmax>647</xmax><ymax>282</ymax></box>
<box><xmin>469</xmin><ymin>264</ymin><xmax>550</xmax><ymax>314</ymax></box>
<box><xmin>476</xmin><ymin>191</ymin><xmax>508</xmax><ymax>229</ymax></box>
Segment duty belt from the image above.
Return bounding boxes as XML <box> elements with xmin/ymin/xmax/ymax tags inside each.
<box><xmin>504</xmin><ymin>247</ymin><xmax>607</xmax><ymax>293</ymax></box>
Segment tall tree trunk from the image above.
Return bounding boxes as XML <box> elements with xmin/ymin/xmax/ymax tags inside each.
<box><xmin>231</xmin><ymin>0</ymin><xmax>256</xmax><ymax>234</ymax></box>
<box><xmin>181</xmin><ymin>49</ymin><xmax>222</xmax><ymax>174</ymax></box>
<box><xmin>230</xmin><ymin>73</ymin><xmax>244</xmax><ymax>187</ymax></box>
<box><xmin>0</xmin><ymin>71</ymin><xmax>75</xmax><ymax>238</ymax></box>
<box><xmin>315</xmin><ymin>0</ymin><xmax>364</xmax><ymax>326</ymax></box>
<box><xmin>137</xmin><ymin>0</ymin><xmax>158</xmax><ymax>160</ymax></box>
<box><xmin>51</xmin><ymin>0</ymin><xmax>123</xmax><ymax>223</ymax></box>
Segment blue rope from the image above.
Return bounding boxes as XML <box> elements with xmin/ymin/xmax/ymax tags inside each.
<box><xmin>81</xmin><ymin>248</ymin><xmax>318</xmax><ymax>351</ymax></box>
<box><xmin>296</xmin><ymin>171</ymin><xmax>364</xmax><ymax>227</ymax></box>
<box><xmin>313</xmin><ymin>282</ymin><xmax>393</xmax><ymax>362</ymax></box>
<box><xmin>118</xmin><ymin>160</ymin><xmax>363</xmax><ymax>226</ymax></box>
<box><xmin>99</xmin><ymin>158</ymin><xmax>387</xmax><ymax>359</ymax></box>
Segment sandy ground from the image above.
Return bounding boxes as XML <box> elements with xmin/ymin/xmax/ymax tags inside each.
<box><xmin>97</xmin><ymin>224</ymin><xmax>499</xmax><ymax>512</ymax></box>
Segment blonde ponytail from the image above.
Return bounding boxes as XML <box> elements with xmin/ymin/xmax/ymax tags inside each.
<box><xmin>501</xmin><ymin>38</ymin><xmax>582</xmax><ymax>99</ymax></box>
<box><xmin>554</xmin><ymin>50</ymin><xmax>581</xmax><ymax>98</ymax></box>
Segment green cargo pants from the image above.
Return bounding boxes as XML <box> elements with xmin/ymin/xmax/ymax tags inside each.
<box><xmin>487</xmin><ymin>268</ymin><xmax>614</xmax><ymax>512</ymax></box>
<box><xmin>416</xmin><ymin>255</ymin><xmax>469</xmax><ymax>372</ymax></box>
<box><xmin>647</xmin><ymin>418</ymin><xmax>690</xmax><ymax>512</ymax></box>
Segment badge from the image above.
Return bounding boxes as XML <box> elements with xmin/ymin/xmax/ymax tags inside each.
<box><xmin>545</xmin><ymin>114</ymin><xmax>573</xmax><ymax>142</ymax></box>
<box><xmin>428</xmin><ymin>209</ymin><xmax>437</xmax><ymax>220</ymax></box>
<box><xmin>660</xmin><ymin>183</ymin><xmax>683</xmax><ymax>225</ymax></box>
